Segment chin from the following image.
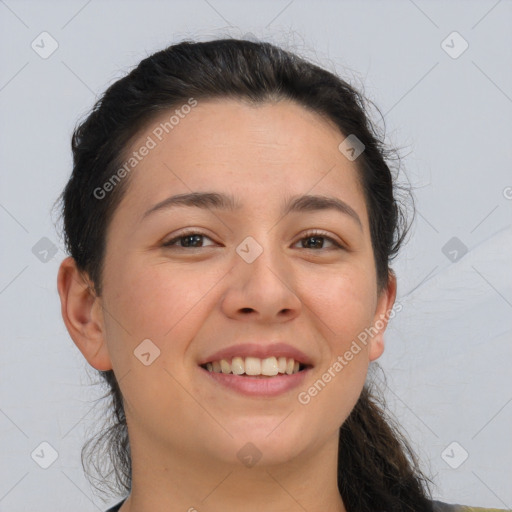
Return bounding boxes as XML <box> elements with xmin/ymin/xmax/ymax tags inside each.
<box><xmin>211</xmin><ymin>415</ymin><xmax>314</xmax><ymax>467</ymax></box>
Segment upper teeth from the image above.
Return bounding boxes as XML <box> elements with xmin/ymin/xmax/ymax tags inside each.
<box><xmin>205</xmin><ymin>356</ymin><xmax>301</xmax><ymax>376</ymax></box>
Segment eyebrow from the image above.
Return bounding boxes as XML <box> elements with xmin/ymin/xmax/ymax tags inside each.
<box><xmin>141</xmin><ymin>191</ymin><xmax>362</xmax><ymax>229</ymax></box>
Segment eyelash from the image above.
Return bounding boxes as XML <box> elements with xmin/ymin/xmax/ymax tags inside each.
<box><xmin>162</xmin><ymin>229</ymin><xmax>345</xmax><ymax>251</ymax></box>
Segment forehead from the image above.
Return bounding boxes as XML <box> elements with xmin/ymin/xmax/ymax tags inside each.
<box><xmin>115</xmin><ymin>98</ymin><xmax>365</xmax><ymax>220</ymax></box>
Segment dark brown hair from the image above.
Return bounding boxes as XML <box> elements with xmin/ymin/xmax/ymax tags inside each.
<box><xmin>55</xmin><ymin>37</ymin><xmax>433</xmax><ymax>511</ymax></box>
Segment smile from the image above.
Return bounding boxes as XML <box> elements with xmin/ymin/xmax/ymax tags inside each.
<box><xmin>198</xmin><ymin>357</ymin><xmax>312</xmax><ymax>397</ymax></box>
<box><xmin>200</xmin><ymin>356</ymin><xmax>309</xmax><ymax>376</ymax></box>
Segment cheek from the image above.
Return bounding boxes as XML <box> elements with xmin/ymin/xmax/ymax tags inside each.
<box><xmin>102</xmin><ymin>261</ymin><xmax>225</xmax><ymax>366</ymax></box>
<box><xmin>299</xmin><ymin>263</ymin><xmax>377</xmax><ymax>348</ymax></box>
<box><xmin>295</xmin><ymin>264</ymin><xmax>376</xmax><ymax>413</ymax></box>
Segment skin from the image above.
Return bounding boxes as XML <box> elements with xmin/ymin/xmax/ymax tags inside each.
<box><xmin>57</xmin><ymin>98</ymin><xmax>396</xmax><ymax>512</ymax></box>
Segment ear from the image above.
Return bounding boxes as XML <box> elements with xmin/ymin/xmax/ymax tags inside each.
<box><xmin>57</xmin><ymin>256</ymin><xmax>113</xmax><ymax>371</ymax></box>
<box><xmin>368</xmin><ymin>270</ymin><xmax>397</xmax><ymax>362</ymax></box>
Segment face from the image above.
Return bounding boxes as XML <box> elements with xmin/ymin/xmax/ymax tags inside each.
<box><xmin>67</xmin><ymin>98</ymin><xmax>395</xmax><ymax>471</ymax></box>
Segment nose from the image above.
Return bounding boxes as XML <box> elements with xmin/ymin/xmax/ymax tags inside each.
<box><xmin>220</xmin><ymin>236</ymin><xmax>302</xmax><ymax>323</ymax></box>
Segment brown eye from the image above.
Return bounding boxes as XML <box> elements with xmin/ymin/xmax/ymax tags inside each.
<box><xmin>295</xmin><ymin>230</ymin><xmax>344</xmax><ymax>250</ymax></box>
<box><xmin>163</xmin><ymin>231</ymin><xmax>216</xmax><ymax>248</ymax></box>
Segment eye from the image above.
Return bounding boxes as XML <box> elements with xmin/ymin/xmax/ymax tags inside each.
<box><xmin>162</xmin><ymin>229</ymin><xmax>345</xmax><ymax>251</ymax></box>
<box><xmin>294</xmin><ymin>230</ymin><xmax>345</xmax><ymax>250</ymax></box>
<box><xmin>162</xmin><ymin>230</ymin><xmax>216</xmax><ymax>249</ymax></box>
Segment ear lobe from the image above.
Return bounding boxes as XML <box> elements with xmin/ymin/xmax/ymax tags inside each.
<box><xmin>57</xmin><ymin>256</ymin><xmax>113</xmax><ymax>371</ymax></box>
<box><xmin>368</xmin><ymin>270</ymin><xmax>398</xmax><ymax>362</ymax></box>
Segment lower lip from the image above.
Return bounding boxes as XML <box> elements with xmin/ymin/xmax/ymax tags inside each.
<box><xmin>199</xmin><ymin>366</ymin><xmax>311</xmax><ymax>397</ymax></box>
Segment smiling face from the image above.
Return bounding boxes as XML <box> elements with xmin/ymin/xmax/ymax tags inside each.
<box><xmin>66</xmin><ymin>98</ymin><xmax>396</xmax><ymax>476</ymax></box>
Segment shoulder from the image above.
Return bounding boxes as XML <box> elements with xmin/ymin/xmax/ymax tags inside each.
<box><xmin>432</xmin><ymin>500</ymin><xmax>510</xmax><ymax>512</ymax></box>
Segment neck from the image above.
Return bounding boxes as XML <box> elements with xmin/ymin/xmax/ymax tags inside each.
<box><xmin>119</xmin><ymin>430</ymin><xmax>346</xmax><ymax>512</ymax></box>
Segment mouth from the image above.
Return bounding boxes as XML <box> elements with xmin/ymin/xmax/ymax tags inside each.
<box><xmin>198</xmin><ymin>356</ymin><xmax>313</xmax><ymax>397</ymax></box>
<box><xmin>200</xmin><ymin>356</ymin><xmax>311</xmax><ymax>377</ymax></box>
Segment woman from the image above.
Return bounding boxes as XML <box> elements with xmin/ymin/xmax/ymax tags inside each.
<box><xmin>55</xmin><ymin>38</ymin><xmax>505</xmax><ymax>512</ymax></box>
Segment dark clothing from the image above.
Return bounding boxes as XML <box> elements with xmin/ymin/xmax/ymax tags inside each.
<box><xmin>105</xmin><ymin>500</ymin><xmax>124</xmax><ymax>512</ymax></box>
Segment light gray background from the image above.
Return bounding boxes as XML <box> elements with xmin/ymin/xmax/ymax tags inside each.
<box><xmin>1</xmin><ymin>1</ymin><xmax>511</xmax><ymax>511</ymax></box>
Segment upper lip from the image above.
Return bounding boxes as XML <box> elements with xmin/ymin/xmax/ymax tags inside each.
<box><xmin>198</xmin><ymin>342</ymin><xmax>314</xmax><ymax>367</ymax></box>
